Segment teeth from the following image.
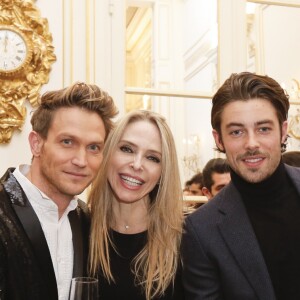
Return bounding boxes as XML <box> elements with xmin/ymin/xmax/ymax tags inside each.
<box><xmin>121</xmin><ymin>175</ymin><xmax>143</xmax><ymax>186</ymax></box>
<box><xmin>245</xmin><ymin>158</ymin><xmax>262</xmax><ymax>163</ymax></box>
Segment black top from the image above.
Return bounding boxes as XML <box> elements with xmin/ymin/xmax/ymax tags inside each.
<box><xmin>97</xmin><ymin>230</ymin><xmax>184</xmax><ymax>300</ymax></box>
<box><xmin>231</xmin><ymin>162</ymin><xmax>300</xmax><ymax>300</ymax></box>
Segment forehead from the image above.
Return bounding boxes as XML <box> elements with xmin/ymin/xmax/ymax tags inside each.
<box><xmin>189</xmin><ymin>183</ymin><xmax>201</xmax><ymax>190</ymax></box>
<box><xmin>212</xmin><ymin>172</ymin><xmax>230</xmax><ymax>184</ymax></box>
<box><xmin>49</xmin><ymin>106</ymin><xmax>105</xmax><ymax>139</ymax></box>
<box><xmin>121</xmin><ymin>119</ymin><xmax>162</xmax><ymax>149</ymax></box>
<box><xmin>51</xmin><ymin>106</ymin><xmax>101</xmax><ymax>123</ymax></box>
<box><xmin>220</xmin><ymin>99</ymin><xmax>278</xmax><ymax>126</ymax></box>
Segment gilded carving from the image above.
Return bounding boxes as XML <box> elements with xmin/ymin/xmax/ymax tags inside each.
<box><xmin>0</xmin><ymin>0</ymin><xmax>56</xmax><ymax>143</ymax></box>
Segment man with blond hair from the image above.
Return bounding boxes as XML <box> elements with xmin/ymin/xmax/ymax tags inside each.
<box><xmin>0</xmin><ymin>82</ymin><xmax>118</xmax><ymax>300</ymax></box>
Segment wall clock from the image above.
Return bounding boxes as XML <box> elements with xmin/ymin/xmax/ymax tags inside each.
<box><xmin>0</xmin><ymin>26</ymin><xmax>32</xmax><ymax>76</ymax></box>
<box><xmin>0</xmin><ymin>0</ymin><xmax>56</xmax><ymax>144</ymax></box>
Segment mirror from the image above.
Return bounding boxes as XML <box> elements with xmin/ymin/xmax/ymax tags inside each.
<box><xmin>125</xmin><ymin>0</ymin><xmax>219</xmax><ymax>183</ymax></box>
<box><xmin>246</xmin><ymin>2</ymin><xmax>300</xmax><ymax>101</ymax></box>
<box><xmin>126</xmin><ymin>5</ymin><xmax>152</xmax><ymax>112</ymax></box>
<box><xmin>125</xmin><ymin>0</ymin><xmax>300</xmax><ymax>184</ymax></box>
<box><xmin>125</xmin><ymin>0</ymin><xmax>218</xmax><ymax>110</ymax></box>
<box><xmin>246</xmin><ymin>1</ymin><xmax>300</xmax><ymax>151</ymax></box>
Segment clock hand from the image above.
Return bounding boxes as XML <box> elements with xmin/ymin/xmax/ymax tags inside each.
<box><xmin>4</xmin><ymin>34</ymin><xmax>8</xmax><ymax>53</ymax></box>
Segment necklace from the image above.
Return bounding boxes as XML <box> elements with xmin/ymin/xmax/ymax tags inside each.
<box><xmin>114</xmin><ymin>215</ymin><xmax>148</xmax><ymax>233</ymax></box>
<box><xmin>114</xmin><ymin>222</ymin><xmax>146</xmax><ymax>233</ymax></box>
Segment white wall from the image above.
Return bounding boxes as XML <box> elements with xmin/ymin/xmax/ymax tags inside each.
<box><xmin>0</xmin><ymin>0</ymin><xmax>124</xmax><ymax>201</ymax></box>
<box><xmin>0</xmin><ymin>0</ymin><xmax>63</xmax><ymax>174</ymax></box>
<box><xmin>1</xmin><ymin>0</ymin><xmax>300</xmax><ymax>186</ymax></box>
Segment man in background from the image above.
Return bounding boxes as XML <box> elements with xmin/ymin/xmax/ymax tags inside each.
<box><xmin>201</xmin><ymin>158</ymin><xmax>231</xmax><ymax>200</ymax></box>
<box><xmin>0</xmin><ymin>82</ymin><xmax>118</xmax><ymax>300</ymax></box>
<box><xmin>282</xmin><ymin>150</ymin><xmax>300</xmax><ymax>167</ymax></box>
<box><xmin>182</xmin><ymin>72</ymin><xmax>300</xmax><ymax>299</ymax></box>
<box><xmin>183</xmin><ymin>172</ymin><xmax>204</xmax><ymax>196</ymax></box>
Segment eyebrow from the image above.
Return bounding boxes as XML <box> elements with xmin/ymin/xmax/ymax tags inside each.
<box><xmin>59</xmin><ymin>134</ymin><xmax>105</xmax><ymax>145</ymax></box>
<box><xmin>215</xmin><ymin>184</ymin><xmax>226</xmax><ymax>188</ymax></box>
<box><xmin>225</xmin><ymin>119</ymin><xmax>274</xmax><ymax>129</ymax></box>
<box><xmin>119</xmin><ymin>139</ymin><xmax>162</xmax><ymax>156</ymax></box>
<box><xmin>256</xmin><ymin>120</ymin><xmax>275</xmax><ymax>126</ymax></box>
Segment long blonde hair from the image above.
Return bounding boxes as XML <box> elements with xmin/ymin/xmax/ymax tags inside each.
<box><xmin>88</xmin><ymin>110</ymin><xmax>183</xmax><ymax>299</ymax></box>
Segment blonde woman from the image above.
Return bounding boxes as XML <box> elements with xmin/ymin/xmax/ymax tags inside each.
<box><xmin>88</xmin><ymin>110</ymin><xmax>184</xmax><ymax>300</ymax></box>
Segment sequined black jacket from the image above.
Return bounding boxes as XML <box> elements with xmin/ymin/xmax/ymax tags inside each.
<box><xmin>0</xmin><ymin>168</ymin><xmax>90</xmax><ymax>300</ymax></box>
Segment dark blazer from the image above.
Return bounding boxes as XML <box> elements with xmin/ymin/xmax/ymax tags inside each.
<box><xmin>181</xmin><ymin>165</ymin><xmax>300</xmax><ymax>300</ymax></box>
<box><xmin>0</xmin><ymin>168</ymin><xmax>90</xmax><ymax>300</ymax></box>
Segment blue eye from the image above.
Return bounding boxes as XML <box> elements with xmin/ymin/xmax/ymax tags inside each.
<box><xmin>259</xmin><ymin>127</ymin><xmax>271</xmax><ymax>133</ymax></box>
<box><xmin>230</xmin><ymin>130</ymin><xmax>243</xmax><ymax>137</ymax></box>
<box><xmin>62</xmin><ymin>139</ymin><xmax>72</xmax><ymax>145</ymax></box>
<box><xmin>88</xmin><ymin>144</ymin><xmax>101</xmax><ymax>153</ymax></box>
<box><xmin>120</xmin><ymin>145</ymin><xmax>133</xmax><ymax>153</ymax></box>
<box><xmin>147</xmin><ymin>156</ymin><xmax>160</xmax><ymax>163</ymax></box>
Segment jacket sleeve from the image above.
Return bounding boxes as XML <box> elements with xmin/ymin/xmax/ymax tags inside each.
<box><xmin>181</xmin><ymin>217</ymin><xmax>223</xmax><ymax>300</ymax></box>
<box><xmin>0</xmin><ymin>239</ymin><xmax>7</xmax><ymax>300</ymax></box>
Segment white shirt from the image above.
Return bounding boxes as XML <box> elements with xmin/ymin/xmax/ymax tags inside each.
<box><xmin>13</xmin><ymin>165</ymin><xmax>78</xmax><ymax>300</ymax></box>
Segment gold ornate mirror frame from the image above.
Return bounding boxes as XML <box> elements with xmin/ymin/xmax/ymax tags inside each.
<box><xmin>0</xmin><ymin>0</ymin><xmax>56</xmax><ymax>143</ymax></box>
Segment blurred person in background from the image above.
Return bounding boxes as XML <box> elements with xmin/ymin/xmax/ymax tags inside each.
<box><xmin>282</xmin><ymin>150</ymin><xmax>300</xmax><ymax>167</ymax></box>
<box><xmin>183</xmin><ymin>172</ymin><xmax>204</xmax><ymax>196</ymax></box>
<box><xmin>201</xmin><ymin>158</ymin><xmax>231</xmax><ymax>200</ymax></box>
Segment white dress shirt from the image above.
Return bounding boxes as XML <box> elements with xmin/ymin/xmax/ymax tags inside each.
<box><xmin>13</xmin><ymin>165</ymin><xmax>78</xmax><ymax>300</ymax></box>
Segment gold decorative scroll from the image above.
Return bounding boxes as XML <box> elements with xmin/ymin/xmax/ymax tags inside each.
<box><xmin>0</xmin><ymin>0</ymin><xmax>56</xmax><ymax>143</ymax></box>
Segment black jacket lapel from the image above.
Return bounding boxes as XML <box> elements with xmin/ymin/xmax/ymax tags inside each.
<box><xmin>12</xmin><ymin>203</ymin><xmax>58</xmax><ymax>299</ymax></box>
<box><xmin>69</xmin><ymin>200</ymin><xmax>90</xmax><ymax>278</ymax></box>
<box><xmin>217</xmin><ymin>183</ymin><xmax>276</xmax><ymax>300</ymax></box>
<box><xmin>69</xmin><ymin>209</ymin><xmax>84</xmax><ymax>277</ymax></box>
<box><xmin>3</xmin><ymin>170</ymin><xmax>58</xmax><ymax>300</ymax></box>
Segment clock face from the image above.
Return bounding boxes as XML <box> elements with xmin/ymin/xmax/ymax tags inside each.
<box><xmin>0</xmin><ymin>28</ymin><xmax>30</xmax><ymax>75</ymax></box>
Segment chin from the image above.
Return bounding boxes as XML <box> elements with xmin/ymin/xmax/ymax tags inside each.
<box><xmin>61</xmin><ymin>186</ymin><xmax>85</xmax><ymax>197</ymax></box>
<box><xmin>243</xmin><ymin>174</ymin><xmax>266</xmax><ymax>183</ymax></box>
<box><xmin>118</xmin><ymin>197</ymin><xmax>142</xmax><ymax>204</ymax></box>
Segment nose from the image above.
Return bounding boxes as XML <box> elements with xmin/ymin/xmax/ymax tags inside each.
<box><xmin>130</xmin><ymin>154</ymin><xmax>143</xmax><ymax>171</ymax></box>
<box><xmin>245</xmin><ymin>131</ymin><xmax>259</xmax><ymax>151</ymax></box>
<box><xmin>72</xmin><ymin>148</ymin><xmax>87</xmax><ymax>167</ymax></box>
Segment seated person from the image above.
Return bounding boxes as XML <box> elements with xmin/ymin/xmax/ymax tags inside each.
<box><xmin>202</xmin><ymin>158</ymin><xmax>231</xmax><ymax>200</ymax></box>
<box><xmin>183</xmin><ymin>172</ymin><xmax>204</xmax><ymax>196</ymax></box>
<box><xmin>282</xmin><ymin>151</ymin><xmax>300</xmax><ymax>167</ymax></box>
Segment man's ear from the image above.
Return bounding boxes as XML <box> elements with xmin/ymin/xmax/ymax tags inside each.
<box><xmin>202</xmin><ymin>187</ymin><xmax>213</xmax><ymax>200</ymax></box>
<box><xmin>281</xmin><ymin>120</ymin><xmax>288</xmax><ymax>144</ymax></box>
<box><xmin>28</xmin><ymin>131</ymin><xmax>44</xmax><ymax>157</ymax></box>
<box><xmin>212</xmin><ymin>129</ymin><xmax>225</xmax><ymax>152</ymax></box>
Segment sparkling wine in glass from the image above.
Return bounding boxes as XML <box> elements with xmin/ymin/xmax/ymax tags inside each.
<box><xmin>69</xmin><ymin>277</ymin><xmax>98</xmax><ymax>300</ymax></box>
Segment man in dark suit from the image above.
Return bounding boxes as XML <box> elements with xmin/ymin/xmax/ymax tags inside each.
<box><xmin>0</xmin><ymin>82</ymin><xmax>118</xmax><ymax>300</ymax></box>
<box><xmin>181</xmin><ymin>72</ymin><xmax>300</xmax><ymax>299</ymax></box>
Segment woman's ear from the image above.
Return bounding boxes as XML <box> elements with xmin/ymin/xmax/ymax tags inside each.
<box><xmin>28</xmin><ymin>131</ymin><xmax>44</xmax><ymax>157</ymax></box>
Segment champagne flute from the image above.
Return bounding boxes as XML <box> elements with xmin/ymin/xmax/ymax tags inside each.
<box><xmin>69</xmin><ymin>277</ymin><xmax>98</xmax><ymax>300</ymax></box>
